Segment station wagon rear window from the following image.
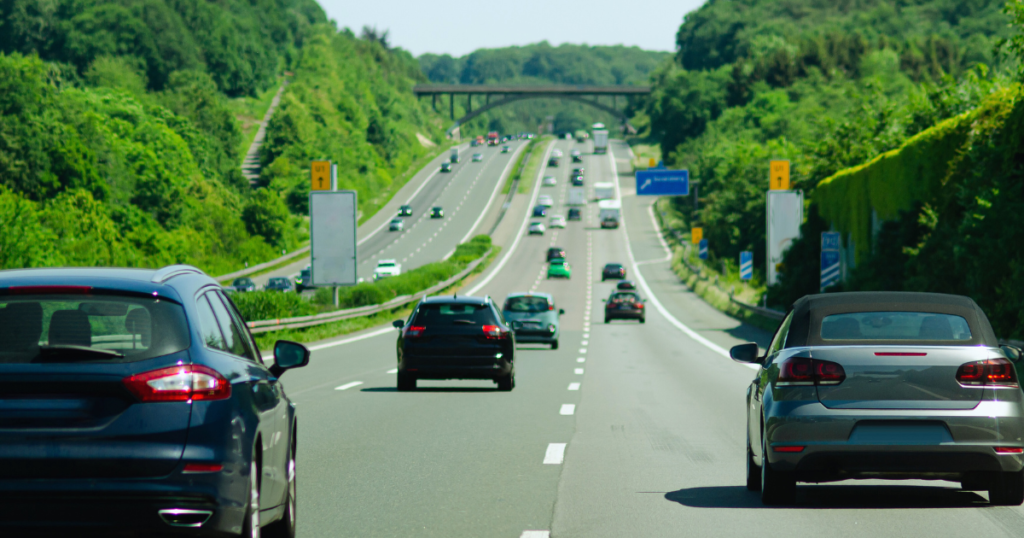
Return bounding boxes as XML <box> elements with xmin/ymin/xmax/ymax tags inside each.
<box><xmin>821</xmin><ymin>312</ymin><xmax>972</xmax><ymax>341</ymax></box>
<box><xmin>0</xmin><ymin>294</ymin><xmax>190</xmax><ymax>363</ymax></box>
<box><xmin>414</xmin><ymin>303</ymin><xmax>496</xmax><ymax>325</ymax></box>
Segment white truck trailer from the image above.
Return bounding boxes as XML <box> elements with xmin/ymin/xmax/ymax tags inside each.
<box><xmin>567</xmin><ymin>187</ymin><xmax>586</xmax><ymax>206</ymax></box>
<box><xmin>593</xmin><ymin>129</ymin><xmax>609</xmax><ymax>154</ymax></box>
<box><xmin>594</xmin><ymin>182</ymin><xmax>615</xmax><ymax>200</ymax></box>
<box><xmin>598</xmin><ymin>200</ymin><xmax>621</xmax><ymax>229</ymax></box>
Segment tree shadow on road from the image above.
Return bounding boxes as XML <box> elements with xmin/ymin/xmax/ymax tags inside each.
<box><xmin>665</xmin><ymin>485</ymin><xmax>987</xmax><ymax>509</ymax></box>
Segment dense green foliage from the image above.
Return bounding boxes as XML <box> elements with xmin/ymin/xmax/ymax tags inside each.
<box><xmin>233</xmin><ymin>235</ymin><xmax>492</xmax><ymax>321</ymax></box>
<box><xmin>645</xmin><ymin>0</ymin><xmax>1013</xmax><ymax>301</ymax></box>
<box><xmin>259</xmin><ymin>26</ymin><xmax>446</xmax><ymax>221</ymax></box>
<box><xmin>419</xmin><ymin>43</ymin><xmax>669</xmax><ymax>135</ymax></box>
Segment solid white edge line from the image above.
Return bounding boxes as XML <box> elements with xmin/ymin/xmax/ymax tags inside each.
<box><xmin>307</xmin><ymin>327</ymin><xmax>394</xmax><ymax>352</ymax></box>
<box><xmin>607</xmin><ymin>145</ymin><xmax>737</xmax><ymax>363</ymax></box>
<box><xmin>386</xmin><ymin>368</ymin><xmax>398</xmax><ymax>374</ymax></box>
<box><xmin>465</xmin><ymin>139</ymin><xmax>555</xmax><ymax>295</ymax></box>
<box><xmin>543</xmin><ymin>443</ymin><xmax>567</xmax><ymax>464</ymax></box>
<box><xmin>334</xmin><ymin>381</ymin><xmax>363</xmax><ymax>391</ymax></box>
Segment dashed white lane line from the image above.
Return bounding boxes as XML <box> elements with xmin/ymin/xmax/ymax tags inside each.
<box><xmin>560</xmin><ymin>404</ymin><xmax>576</xmax><ymax>415</ymax></box>
<box><xmin>520</xmin><ymin>531</ymin><xmax>551</xmax><ymax>538</ymax></box>
<box><xmin>386</xmin><ymin>368</ymin><xmax>398</xmax><ymax>374</ymax></box>
<box><xmin>581</xmin><ymin>339</ymin><xmax>588</xmax><ymax>345</ymax></box>
<box><xmin>543</xmin><ymin>443</ymin><xmax>567</xmax><ymax>464</ymax></box>
<box><xmin>578</xmin><ymin>348</ymin><xmax>587</xmax><ymax>354</ymax></box>
<box><xmin>334</xmin><ymin>381</ymin><xmax>363</xmax><ymax>391</ymax></box>
<box><xmin>577</xmin><ymin>358</ymin><xmax>585</xmax><ymax>363</ymax></box>
<box><xmin>574</xmin><ymin>368</ymin><xmax>584</xmax><ymax>375</ymax></box>
<box><xmin>568</xmin><ymin>382</ymin><xmax>580</xmax><ymax>391</ymax></box>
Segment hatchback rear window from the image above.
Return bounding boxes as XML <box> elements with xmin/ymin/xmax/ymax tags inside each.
<box><xmin>414</xmin><ymin>303</ymin><xmax>496</xmax><ymax>325</ymax></box>
<box><xmin>0</xmin><ymin>294</ymin><xmax>190</xmax><ymax>363</ymax></box>
<box><xmin>821</xmin><ymin>312</ymin><xmax>972</xmax><ymax>341</ymax></box>
<box><xmin>504</xmin><ymin>296</ymin><xmax>551</xmax><ymax>313</ymax></box>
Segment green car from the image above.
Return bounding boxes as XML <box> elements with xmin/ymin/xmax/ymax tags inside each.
<box><xmin>502</xmin><ymin>292</ymin><xmax>564</xmax><ymax>349</ymax></box>
<box><xmin>547</xmin><ymin>258</ymin><xmax>571</xmax><ymax>279</ymax></box>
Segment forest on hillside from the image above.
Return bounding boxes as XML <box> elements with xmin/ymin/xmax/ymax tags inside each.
<box><xmin>0</xmin><ymin>0</ymin><xmax>443</xmax><ymax>274</ymax></box>
<box><xmin>419</xmin><ymin>43</ymin><xmax>669</xmax><ymax>135</ymax></box>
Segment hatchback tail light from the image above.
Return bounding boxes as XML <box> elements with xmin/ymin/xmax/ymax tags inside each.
<box><xmin>635</xmin><ymin>302</ymin><xmax>644</xmax><ymax>309</ymax></box>
<box><xmin>404</xmin><ymin>325</ymin><xmax>426</xmax><ymax>338</ymax></box>
<box><xmin>776</xmin><ymin>357</ymin><xmax>846</xmax><ymax>386</ymax></box>
<box><xmin>956</xmin><ymin>358</ymin><xmax>1018</xmax><ymax>387</ymax></box>
<box><xmin>123</xmin><ymin>365</ymin><xmax>231</xmax><ymax>402</ymax></box>
<box><xmin>482</xmin><ymin>325</ymin><xmax>510</xmax><ymax>340</ymax></box>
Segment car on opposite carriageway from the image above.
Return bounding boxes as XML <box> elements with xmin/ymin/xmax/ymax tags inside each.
<box><xmin>430</xmin><ymin>207</ymin><xmax>444</xmax><ymax>219</ymax></box>
<box><xmin>393</xmin><ymin>295</ymin><xmax>516</xmax><ymax>390</ymax></box>
<box><xmin>502</xmin><ymin>292</ymin><xmax>564</xmax><ymax>350</ymax></box>
<box><xmin>441</xmin><ymin>162</ymin><xmax>452</xmax><ymax>173</ymax></box>
<box><xmin>389</xmin><ymin>218</ymin><xmax>404</xmax><ymax>232</ymax></box>
<box><xmin>264</xmin><ymin>276</ymin><xmax>294</xmax><ymax>292</ymax></box>
<box><xmin>0</xmin><ymin>265</ymin><xmax>310</xmax><ymax>535</ymax></box>
<box><xmin>398</xmin><ymin>205</ymin><xmax>413</xmax><ymax>217</ymax></box>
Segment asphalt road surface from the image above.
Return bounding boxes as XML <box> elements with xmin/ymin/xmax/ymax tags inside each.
<box><xmin>271</xmin><ymin>139</ymin><xmax>1024</xmax><ymax>537</ymax></box>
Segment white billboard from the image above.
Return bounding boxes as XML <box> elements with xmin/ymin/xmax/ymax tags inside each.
<box><xmin>766</xmin><ymin>190</ymin><xmax>803</xmax><ymax>286</ymax></box>
<box><xmin>310</xmin><ymin>191</ymin><xmax>357</xmax><ymax>286</ymax></box>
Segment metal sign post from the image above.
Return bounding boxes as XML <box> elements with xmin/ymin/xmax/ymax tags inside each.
<box><xmin>740</xmin><ymin>251</ymin><xmax>753</xmax><ymax>280</ymax></box>
<box><xmin>820</xmin><ymin>232</ymin><xmax>841</xmax><ymax>292</ymax></box>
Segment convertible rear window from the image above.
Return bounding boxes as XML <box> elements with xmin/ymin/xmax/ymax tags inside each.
<box><xmin>0</xmin><ymin>294</ymin><xmax>190</xmax><ymax>363</ymax></box>
<box><xmin>821</xmin><ymin>312</ymin><xmax>972</xmax><ymax>341</ymax></box>
<box><xmin>504</xmin><ymin>296</ymin><xmax>551</xmax><ymax>313</ymax></box>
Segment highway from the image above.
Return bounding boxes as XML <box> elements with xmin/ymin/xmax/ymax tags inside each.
<box><xmin>273</xmin><ymin>139</ymin><xmax>1024</xmax><ymax>537</ymax></box>
<box><xmin>251</xmin><ymin>140</ymin><xmax>527</xmax><ymax>288</ymax></box>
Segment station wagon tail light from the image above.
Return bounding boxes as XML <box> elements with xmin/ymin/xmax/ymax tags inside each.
<box><xmin>183</xmin><ymin>463</ymin><xmax>224</xmax><ymax>473</ymax></box>
<box><xmin>956</xmin><ymin>358</ymin><xmax>1018</xmax><ymax>387</ymax></box>
<box><xmin>773</xmin><ymin>446</ymin><xmax>805</xmax><ymax>453</ymax></box>
<box><xmin>995</xmin><ymin>447</ymin><xmax>1024</xmax><ymax>454</ymax></box>
<box><xmin>123</xmin><ymin>365</ymin><xmax>231</xmax><ymax>402</ymax></box>
<box><xmin>405</xmin><ymin>326</ymin><xmax>427</xmax><ymax>338</ymax></box>
<box><xmin>482</xmin><ymin>325</ymin><xmax>509</xmax><ymax>340</ymax></box>
<box><xmin>777</xmin><ymin>357</ymin><xmax>845</xmax><ymax>386</ymax></box>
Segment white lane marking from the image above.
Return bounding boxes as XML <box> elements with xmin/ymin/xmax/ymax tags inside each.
<box><xmin>578</xmin><ymin>348</ymin><xmax>587</xmax><ymax>354</ymax></box>
<box><xmin>520</xmin><ymin>531</ymin><xmax>551</xmax><ymax>538</ymax></box>
<box><xmin>560</xmin><ymin>404</ymin><xmax>576</xmax><ymax>416</ymax></box>
<box><xmin>306</xmin><ymin>327</ymin><xmax>394</xmax><ymax>352</ymax></box>
<box><xmin>574</xmin><ymin>368</ymin><xmax>584</xmax><ymax>375</ymax></box>
<box><xmin>334</xmin><ymin>381</ymin><xmax>363</xmax><ymax>391</ymax></box>
<box><xmin>577</xmin><ymin>358</ymin><xmax>585</xmax><ymax>363</ymax></box>
<box><xmin>568</xmin><ymin>382</ymin><xmax>580</xmax><ymax>390</ymax></box>
<box><xmin>543</xmin><ymin>443</ymin><xmax>567</xmax><ymax>464</ymax></box>
<box><xmin>581</xmin><ymin>340</ymin><xmax>588</xmax><ymax>345</ymax></box>
<box><xmin>465</xmin><ymin>141</ymin><xmax>555</xmax><ymax>295</ymax></box>
<box><xmin>605</xmin><ymin>146</ymin><xmax>744</xmax><ymax>367</ymax></box>
<box><xmin>386</xmin><ymin>368</ymin><xmax>398</xmax><ymax>374</ymax></box>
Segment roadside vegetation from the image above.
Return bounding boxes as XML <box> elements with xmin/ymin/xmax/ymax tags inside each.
<box><xmin>515</xmin><ymin>137</ymin><xmax>554</xmax><ymax>194</ymax></box>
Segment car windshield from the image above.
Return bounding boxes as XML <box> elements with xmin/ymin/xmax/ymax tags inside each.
<box><xmin>0</xmin><ymin>294</ymin><xmax>190</xmax><ymax>364</ymax></box>
<box><xmin>605</xmin><ymin>264</ymin><xmax>622</xmax><ymax>270</ymax></box>
<box><xmin>413</xmin><ymin>303</ymin><xmax>495</xmax><ymax>326</ymax></box>
<box><xmin>379</xmin><ymin>262</ymin><xmax>395</xmax><ymax>268</ymax></box>
<box><xmin>505</xmin><ymin>296</ymin><xmax>551</xmax><ymax>312</ymax></box>
<box><xmin>233</xmin><ymin>278</ymin><xmax>252</xmax><ymax>286</ymax></box>
<box><xmin>269</xmin><ymin>278</ymin><xmax>288</xmax><ymax>285</ymax></box>
<box><xmin>821</xmin><ymin>312</ymin><xmax>972</xmax><ymax>341</ymax></box>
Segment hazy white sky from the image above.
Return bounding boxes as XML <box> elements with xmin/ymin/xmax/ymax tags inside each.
<box><xmin>318</xmin><ymin>0</ymin><xmax>705</xmax><ymax>57</ymax></box>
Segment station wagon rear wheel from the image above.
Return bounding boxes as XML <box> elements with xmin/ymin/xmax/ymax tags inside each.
<box><xmin>746</xmin><ymin>434</ymin><xmax>760</xmax><ymax>492</ymax></box>
<box><xmin>397</xmin><ymin>373</ymin><xmax>416</xmax><ymax>391</ymax></box>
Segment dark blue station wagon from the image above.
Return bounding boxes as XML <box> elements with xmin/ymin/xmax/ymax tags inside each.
<box><xmin>0</xmin><ymin>265</ymin><xmax>309</xmax><ymax>536</ymax></box>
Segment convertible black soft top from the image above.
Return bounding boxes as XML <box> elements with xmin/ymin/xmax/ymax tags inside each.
<box><xmin>784</xmin><ymin>292</ymin><xmax>998</xmax><ymax>347</ymax></box>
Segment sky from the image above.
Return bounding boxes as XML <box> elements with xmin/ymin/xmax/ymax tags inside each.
<box><xmin>317</xmin><ymin>0</ymin><xmax>705</xmax><ymax>57</ymax></box>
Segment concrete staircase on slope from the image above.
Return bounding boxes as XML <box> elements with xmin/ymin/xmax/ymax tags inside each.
<box><xmin>242</xmin><ymin>79</ymin><xmax>289</xmax><ymax>185</ymax></box>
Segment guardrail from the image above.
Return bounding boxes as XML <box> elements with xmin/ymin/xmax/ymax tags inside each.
<box><xmin>216</xmin><ymin>245</ymin><xmax>310</xmax><ymax>282</ymax></box>
<box><xmin>246</xmin><ymin>249</ymin><xmax>492</xmax><ymax>334</ymax></box>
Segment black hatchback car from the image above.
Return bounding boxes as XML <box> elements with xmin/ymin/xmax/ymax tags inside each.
<box><xmin>567</xmin><ymin>208</ymin><xmax>582</xmax><ymax>221</ymax></box>
<box><xmin>0</xmin><ymin>266</ymin><xmax>310</xmax><ymax>535</ymax></box>
<box><xmin>602</xmin><ymin>263</ymin><xmax>626</xmax><ymax>280</ymax></box>
<box><xmin>547</xmin><ymin>247</ymin><xmax>566</xmax><ymax>262</ymax></box>
<box><xmin>392</xmin><ymin>296</ymin><xmax>516</xmax><ymax>391</ymax></box>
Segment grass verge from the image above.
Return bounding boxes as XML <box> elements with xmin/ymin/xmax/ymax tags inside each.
<box><xmin>518</xmin><ymin>136</ymin><xmax>554</xmax><ymax>194</ymax></box>
<box><xmin>502</xmin><ymin>139</ymin><xmax>536</xmax><ymax>194</ymax></box>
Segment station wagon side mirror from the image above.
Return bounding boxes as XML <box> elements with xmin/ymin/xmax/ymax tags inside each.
<box><xmin>392</xmin><ymin>320</ymin><xmax>405</xmax><ymax>329</ymax></box>
<box><xmin>729</xmin><ymin>343</ymin><xmax>760</xmax><ymax>364</ymax></box>
<box><xmin>271</xmin><ymin>340</ymin><xmax>310</xmax><ymax>377</ymax></box>
<box><xmin>510</xmin><ymin>321</ymin><xmax>523</xmax><ymax>330</ymax></box>
<box><xmin>1001</xmin><ymin>344</ymin><xmax>1023</xmax><ymax>363</ymax></box>
<box><xmin>559</xmin><ymin>309</ymin><xmax>565</xmax><ymax>315</ymax></box>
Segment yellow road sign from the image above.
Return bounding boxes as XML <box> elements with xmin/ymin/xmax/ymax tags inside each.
<box><xmin>770</xmin><ymin>160</ymin><xmax>790</xmax><ymax>190</ymax></box>
<box><xmin>691</xmin><ymin>227</ymin><xmax>703</xmax><ymax>244</ymax></box>
<box><xmin>649</xmin><ymin>157</ymin><xmax>656</xmax><ymax>168</ymax></box>
<box><xmin>311</xmin><ymin>161</ymin><xmax>331</xmax><ymax>191</ymax></box>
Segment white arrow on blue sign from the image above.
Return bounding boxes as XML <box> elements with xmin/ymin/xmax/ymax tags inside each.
<box><xmin>740</xmin><ymin>251</ymin><xmax>753</xmax><ymax>280</ymax></box>
<box><xmin>698</xmin><ymin>239</ymin><xmax>708</xmax><ymax>260</ymax></box>
<box><xmin>636</xmin><ymin>169</ymin><xmax>689</xmax><ymax>196</ymax></box>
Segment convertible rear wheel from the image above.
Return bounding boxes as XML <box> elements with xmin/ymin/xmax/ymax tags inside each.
<box><xmin>760</xmin><ymin>435</ymin><xmax>795</xmax><ymax>505</ymax></box>
<box><xmin>989</xmin><ymin>470</ymin><xmax>1024</xmax><ymax>505</ymax></box>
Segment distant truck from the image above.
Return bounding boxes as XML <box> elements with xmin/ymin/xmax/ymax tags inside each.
<box><xmin>594</xmin><ymin>182</ymin><xmax>615</xmax><ymax>200</ymax></box>
<box><xmin>374</xmin><ymin>259</ymin><xmax>401</xmax><ymax>281</ymax></box>
<box><xmin>598</xmin><ymin>200</ymin><xmax>621</xmax><ymax>229</ymax></box>
<box><xmin>487</xmin><ymin>131</ymin><xmax>499</xmax><ymax>146</ymax></box>
<box><xmin>568</xmin><ymin>187</ymin><xmax>586</xmax><ymax>206</ymax></box>
<box><xmin>575</xmin><ymin>130</ymin><xmax>589</xmax><ymax>143</ymax></box>
<box><xmin>593</xmin><ymin>129</ymin><xmax>609</xmax><ymax>154</ymax></box>
<box><xmin>450</xmin><ymin>147</ymin><xmax>460</xmax><ymax>163</ymax></box>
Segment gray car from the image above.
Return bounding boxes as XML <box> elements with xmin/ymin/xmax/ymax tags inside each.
<box><xmin>503</xmin><ymin>292</ymin><xmax>564</xmax><ymax>349</ymax></box>
<box><xmin>731</xmin><ymin>292</ymin><xmax>1024</xmax><ymax>506</ymax></box>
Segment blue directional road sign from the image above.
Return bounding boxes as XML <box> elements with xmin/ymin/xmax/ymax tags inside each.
<box><xmin>636</xmin><ymin>169</ymin><xmax>689</xmax><ymax>196</ymax></box>
<box><xmin>698</xmin><ymin>239</ymin><xmax>708</xmax><ymax>260</ymax></box>
<box><xmin>820</xmin><ymin>232</ymin><xmax>841</xmax><ymax>291</ymax></box>
<box><xmin>740</xmin><ymin>251</ymin><xmax>753</xmax><ymax>280</ymax></box>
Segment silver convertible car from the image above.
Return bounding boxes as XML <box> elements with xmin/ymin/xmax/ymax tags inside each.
<box><xmin>730</xmin><ymin>292</ymin><xmax>1024</xmax><ymax>506</ymax></box>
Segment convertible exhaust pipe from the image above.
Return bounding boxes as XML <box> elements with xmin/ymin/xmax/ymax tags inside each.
<box><xmin>158</xmin><ymin>509</ymin><xmax>213</xmax><ymax>527</ymax></box>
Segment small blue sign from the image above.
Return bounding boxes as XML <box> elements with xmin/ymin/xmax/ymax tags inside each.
<box><xmin>821</xmin><ymin>231</ymin><xmax>841</xmax><ymax>252</ymax></box>
<box><xmin>698</xmin><ymin>239</ymin><xmax>708</xmax><ymax>260</ymax></box>
<box><xmin>821</xmin><ymin>251</ymin><xmax>841</xmax><ymax>291</ymax></box>
<box><xmin>636</xmin><ymin>169</ymin><xmax>689</xmax><ymax>196</ymax></box>
<box><xmin>740</xmin><ymin>251</ymin><xmax>753</xmax><ymax>280</ymax></box>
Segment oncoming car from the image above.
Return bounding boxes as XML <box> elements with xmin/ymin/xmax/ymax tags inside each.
<box><xmin>441</xmin><ymin>162</ymin><xmax>452</xmax><ymax>173</ymax></box>
<box><xmin>501</xmin><ymin>145</ymin><xmax>511</xmax><ymax>153</ymax></box>
<box><xmin>731</xmin><ymin>292</ymin><xmax>1024</xmax><ymax>506</ymax></box>
<box><xmin>430</xmin><ymin>207</ymin><xmax>444</xmax><ymax>219</ymax></box>
<box><xmin>398</xmin><ymin>205</ymin><xmax>413</xmax><ymax>217</ymax></box>
<box><xmin>0</xmin><ymin>265</ymin><xmax>310</xmax><ymax>535</ymax></box>
<box><xmin>502</xmin><ymin>292</ymin><xmax>564</xmax><ymax>349</ymax></box>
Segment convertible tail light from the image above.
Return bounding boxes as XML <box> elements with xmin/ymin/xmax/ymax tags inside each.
<box><xmin>956</xmin><ymin>358</ymin><xmax>1018</xmax><ymax>387</ymax></box>
<box><xmin>483</xmin><ymin>325</ymin><xmax>509</xmax><ymax>340</ymax></box>
<box><xmin>777</xmin><ymin>357</ymin><xmax>845</xmax><ymax>386</ymax></box>
<box><xmin>404</xmin><ymin>325</ymin><xmax>427</xmax><ymax>338</ymax></box>
<box><xmin>123</xmin><ymin>365</ymin><xmax>231</xmax><ymax>402</ymax></box>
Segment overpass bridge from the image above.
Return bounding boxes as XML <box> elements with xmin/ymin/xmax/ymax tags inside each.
<box><xmin>412</xmin><ymin>84</ymin><xmax>651</xmax><ymax>135</ymax></box>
